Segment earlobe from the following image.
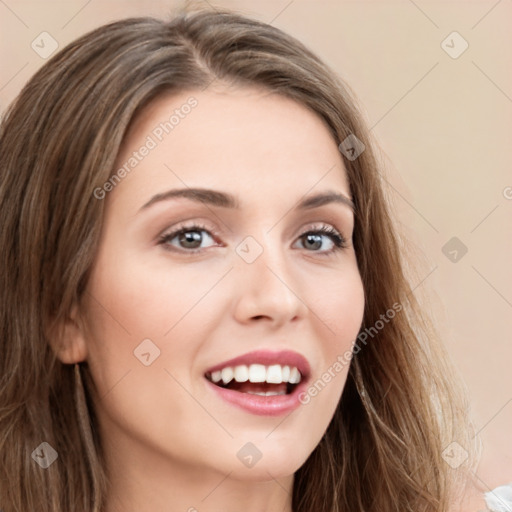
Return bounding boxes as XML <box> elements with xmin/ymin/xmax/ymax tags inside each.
<box><xmin>48</xmin><ymin>304</ymin><xmax>88</xmax><ymax>364</ymax></box>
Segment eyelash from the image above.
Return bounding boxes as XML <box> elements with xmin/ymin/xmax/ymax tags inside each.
<box><xmin>157</xmin><ymin>222</ymin><xmax>349</xmax><ymax>256</ymax></box>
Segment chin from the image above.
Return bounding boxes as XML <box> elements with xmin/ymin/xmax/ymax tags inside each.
<box><xmin>222</xmin><ymin>443</ymin><xmax>312</xmax><ymax>482</ymax></box>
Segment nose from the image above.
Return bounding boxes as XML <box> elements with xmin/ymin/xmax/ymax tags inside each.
<box><xmin>231</xmin><ymin>236</ymin><xmax>307</xmax><ymax>328</ymax></box>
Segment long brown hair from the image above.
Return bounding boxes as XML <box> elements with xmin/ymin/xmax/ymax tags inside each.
<box><xmin>0</xmin><ymin>6</ymin><xmax>475</xmax><ymax>511</ymax></box>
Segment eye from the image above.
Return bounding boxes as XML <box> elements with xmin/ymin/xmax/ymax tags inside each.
<box><xmin>294</xmin><ymin>225</ymin><xmax>348</xmax><ymax>254</ymax></box>
<box><xmin>157</xmin><ymin>222</ymin><xmax>349</xmax><ymax>255</ymax></box>
<box><xmin>158</xmin><ymin>223</ymin><xmax>219</xmax><ymax>253</ymax></box>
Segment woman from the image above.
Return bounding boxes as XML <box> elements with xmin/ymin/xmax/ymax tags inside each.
<box><xmin>0</xmin><ymin>6</ymin><xmax>502</xmax><ymax>512</ymax></box>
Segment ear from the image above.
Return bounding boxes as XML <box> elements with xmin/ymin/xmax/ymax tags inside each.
<box><xmin>48</xmin><ymin>303</ymin><xmax>88</xmax><ymax>364</ymax></box>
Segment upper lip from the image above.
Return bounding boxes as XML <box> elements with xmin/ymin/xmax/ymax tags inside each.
<box><xmin>204</xmin><ymin>349</ymin><xmax>311</xmax><ymax>380</ymax></box>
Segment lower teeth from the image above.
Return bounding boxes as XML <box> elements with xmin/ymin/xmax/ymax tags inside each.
<box><xmin>246</xmin><ymin>391</ymin><xmax>286</xmax><ymax>396</ymax></box>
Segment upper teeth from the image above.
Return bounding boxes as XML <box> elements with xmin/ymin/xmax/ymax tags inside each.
<box><xmin>208</xmin><ymin>364</ymin><xmax>301</xmax><ymax>385</ymax></box>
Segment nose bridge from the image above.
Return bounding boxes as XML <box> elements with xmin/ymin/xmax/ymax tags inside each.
<box><xmin>232</xmin><ymin>229</ymin><xmax>305</xmax><ymax>323</ymax></box>
<box><xmin>237</xmin><ymin>228</ymin><xmax>288</xmax><ymax>281</ymax></box>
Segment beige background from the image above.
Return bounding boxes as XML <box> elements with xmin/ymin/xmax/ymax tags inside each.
<box><xmin>1</xmin><ymin>0</ymin><xmax>510</xmax><ymax>494</ymax></box>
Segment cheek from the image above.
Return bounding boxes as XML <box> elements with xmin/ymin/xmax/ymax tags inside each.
<box><xmin>82</xmin><ymin>251</ymin><xmax>230</xmax><ymax>393</ymax></box>
<box><xmin>81</xmin><ymin>256</ymin><xmax>226</xmax><ymax>456</ymax></box>
<box><xmin>296</xmin><ymin>266</ymin><xmax>364</xmax><ymax>415</ymax></box>
<box><xmin>86</xmin><ymin>246</ymin><xmax>212</xmax><ymax>338</ymax></box>
<box><xmin>306</xmin><ymin>261</ymin><xmax>365</xmax><ymax>350</ymax></box>
<box><xmin>322</xmin><ymin>277</ymin><xmax>364</xmax><ymax>332</ymax></box>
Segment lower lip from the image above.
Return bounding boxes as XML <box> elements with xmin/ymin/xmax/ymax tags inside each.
<box><xmin>205</xmin><ymin>378</ymin><xmax>308</xmax><ymax>416</ymax></box>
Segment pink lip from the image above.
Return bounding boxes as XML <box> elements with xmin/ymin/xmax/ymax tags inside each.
<box><xmin>205</xmin><ymin>376</ymin><xmax>309</xmax><ymax>416</ymax></box>
<box><xmin>204</xmin><ymin>349</ymin><xmax>311</xmax><ymax>417</ymax></box>
<box><xmin>204</xmin><ymin>349</ymin><xmax>311</xmax><ymax>379</ymax></box>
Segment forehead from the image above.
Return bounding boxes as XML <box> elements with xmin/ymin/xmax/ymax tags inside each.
<box><xmin>111</xmin><ymin>86</ymin><xmax>351</xmax><ymax>210</ymax></box>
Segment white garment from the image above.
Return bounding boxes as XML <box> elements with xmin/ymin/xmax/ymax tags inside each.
<box><xmin>485</xmin><ymin>484</ymin><xmax>512</xmax><ymax>512</ymax></box>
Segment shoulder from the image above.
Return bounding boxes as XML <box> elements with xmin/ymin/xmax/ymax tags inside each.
<box><xmin>483</xmin><ymin>484</ymin><xmax>512</xmax><ymax>512</ymax></box>
<box><xmin>454</xmin><ymin>483</ymin><xmax>512</xmax><ymax>512</ymax></box>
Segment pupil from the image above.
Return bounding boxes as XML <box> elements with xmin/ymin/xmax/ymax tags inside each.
<box><xmin>305</xmin><ymin>233</ymin><xmax>321</xmax><ymax>250</ymax></box>
<box><xmin>179</xmin><ymin>231</ymin><xmax>202</xmax><ymax>248</ymax></box>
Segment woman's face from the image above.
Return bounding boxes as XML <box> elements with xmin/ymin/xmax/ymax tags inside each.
<box><xmin>78</xmin><ymin>85</ymin><xmax>365</xmax><ymax>480</ymax></box>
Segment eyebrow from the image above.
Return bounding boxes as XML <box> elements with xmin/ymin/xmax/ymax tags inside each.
<box><xmin>138</xmin><ymin>187</ymin><xmax>355</xmax><ymax>213</ymax></box>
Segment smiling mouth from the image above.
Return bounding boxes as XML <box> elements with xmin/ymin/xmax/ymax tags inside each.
<box><xmin>205</xmin><ymin>363</ymin><xmax>302</xmax><ymax>396</ymax></box>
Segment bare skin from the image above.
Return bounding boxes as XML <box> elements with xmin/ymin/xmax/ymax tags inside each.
<box><xmin>56</xmin><ymin>85</ymin><xmax>366</xmax><ymax>511</ymax></box>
